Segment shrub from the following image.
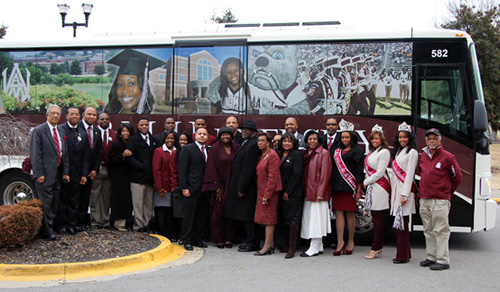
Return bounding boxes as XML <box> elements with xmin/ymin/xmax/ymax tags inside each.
<box><xmin>0</xmin><ymin>199</ymin><xmax>43</xmax><ymax>249</ymax></box>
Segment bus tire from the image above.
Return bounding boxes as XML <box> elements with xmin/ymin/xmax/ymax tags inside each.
<box><xmin>0</xmin><ymin>171</ymin><xmax>36</xmax><ymax>205</ymax></box>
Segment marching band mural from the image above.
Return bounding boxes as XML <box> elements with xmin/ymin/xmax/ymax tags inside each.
<box><xmin>0</xmin><ymin>42</ymin><xmax>412</xmax><ymax>116</ymax></box>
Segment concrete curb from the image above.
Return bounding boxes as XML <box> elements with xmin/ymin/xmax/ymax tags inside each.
<box><xmin>0</xmin><ymin>234</ymin><xmax>186</xmax><ymax>282</ymax></box>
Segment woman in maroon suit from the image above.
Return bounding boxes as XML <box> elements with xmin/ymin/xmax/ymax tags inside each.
<box><xmin>152</xmin><ymin>130</ymin><xmax>178</xmax><ymax>241</ymax></box>
<box><xmin>203</xmin><ymin>127</ymin><xmax>240</xmax><ymax>248</ymax></box>
<box><xmin>254</xmin><ymin>132</ymin><xmax>282</xmax><ymax>256</ymax></box>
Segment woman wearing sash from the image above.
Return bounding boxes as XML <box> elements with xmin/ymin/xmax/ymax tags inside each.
<box><xmin>390</xmin><ymin>122</ymin><xmax>418</xmax><ymax>263</ymax></box>
<box><xmin>300</xmin><ymin>130</ymin><xmax>332</xmax><ymax>257</ymax></box>
<box><xmin>363</xmin><ymin>125</ymin><xmax>391</xmax><ymax>259</ymax></box>
<box><xmin>331</xmin><ymin>120</ymin><xmax>364</xmax><ymax>256</ymax></box>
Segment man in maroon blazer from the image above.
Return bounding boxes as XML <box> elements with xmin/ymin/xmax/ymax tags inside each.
<box><xmin>89</xmin><ymin>112</ymin><xmax>116</xmax><ymax>228</ymax></box>
<box><xmin>192</xmin><ymin>117</ymin><xmax>216</xmax><ymax>146</ymax></box>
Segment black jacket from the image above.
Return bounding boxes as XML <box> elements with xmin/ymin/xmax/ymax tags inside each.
<box><xmin>178</xmin><ymin>142</ymin><xmax>207</xmax><ymax>197</ymax></box>
<box><xmin>225</xmin><ymin>135</ymin><xmax>259</xmax><ymax>222</ymax></box>
<box><xmin>61</xmin><ymin>123</ymin><xmax>89</xmax><ymax>183</ymax></box>
<box><xmin>126</xmin><ymin>131</ymin><xmax>157</xmax><ymax>185</ymax></box>
<box><xmin>279</xmin><ymin>149</ymin><xmax>304</xmax><ymax>198</ymax></box>
<box><xmin>78</xmin><ymin>120</ymin><xmax>102</xmax><ymax>173</ymax></box>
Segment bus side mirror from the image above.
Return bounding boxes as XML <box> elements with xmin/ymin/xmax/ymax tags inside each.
<box><xmin>474</xmin><ymin>100</ymin><xmax>489</xmax><ymax>132</ymax></box>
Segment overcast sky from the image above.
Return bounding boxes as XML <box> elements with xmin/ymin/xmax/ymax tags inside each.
<box><xmin>0</xmin><ymin>0</ymin><xmax>452</xmax><ymax>40</ymax></box>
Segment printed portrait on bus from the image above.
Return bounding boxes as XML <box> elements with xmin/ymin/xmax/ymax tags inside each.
<box><xmin>205</xmin><ymin>57</ymin><xmax>252</xmax><ymax>115</ymax></box>
<box><xmin>172</xmin><ymin>46</ymin><xmax>247</xmax><ymax>114</ymax></box>
<box><xmin>105</xmin><ymin>49</ymin><xmax>166</xmax><ymax>115</ymax></box>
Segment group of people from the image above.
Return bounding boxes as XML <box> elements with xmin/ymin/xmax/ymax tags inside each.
<box><xmin>30</xmin><ymin>108</ymin><xmax>462</xmax><ymax>270</ymax></box>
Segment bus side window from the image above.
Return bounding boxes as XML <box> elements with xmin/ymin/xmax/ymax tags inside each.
<box><xmin>418</xmin><ymin>66</ymin><xmax>469</xmax><ymax>135</ymax></box>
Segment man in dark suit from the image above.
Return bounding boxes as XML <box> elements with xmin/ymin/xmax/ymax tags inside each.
<box><xmin>153</xmin><ymin>117</ymin><xmax>177</xmax><ymax>147</ymax></box>
<box><xmin>89</xmin><ymin>112</ymin><xmax>116</xmax><ymax>228</ymax></box>
<box><xmin>226</xmin><ymin>116</ymin><xmax>243</xmax><ymax>145</ymax></box>
<box><xmin>225</xmin><ymin>120</ymin><xmax>261</xmax><ymax>252</ymax></box>
<box><xmin>126</xmin><ymin>117</ymin><xmax>157</xmax><ymax>231</ymax></box>
<box><xmin>55</xmin><ymin>106</ymin><xmax>89</xmax><ymax>235</ymax></box>
<box><xmin>77</xmin><ymin>107</ymin><xmax>102</xmax><ymax>231</ymax></box>
<box><xmin>30</xmin><ymin>104</ymin><xmax>70</xmax><ymax>240</ymax></box>
<box><xmin>178</xmin><ymin>127</ymin><xmax>209</xmax><ymax>250</ymax></box>
<box><xmin>322</xmin><ymin>117</ymin><xmax>341</xmax><ymax>154</ymax></box>
<box><xmin>285</xmin><ymin>117</ymin><xmax>306</xmax><ymax>148</ymax></box>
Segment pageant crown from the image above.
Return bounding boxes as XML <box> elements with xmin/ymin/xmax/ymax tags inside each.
<box><xmin>339</xmin><ymin>119</ymin><xmax>355</xmax><ymax>132</ymax></box>
<box><xmin>372</xmin><ymin>124</ymin><xmax>383</xmax><ymax>133</ymax></box>
<box><xmin>398</xmin><ymin>122</ymin><xmax>412</xmax><ymax>132</ymax></box>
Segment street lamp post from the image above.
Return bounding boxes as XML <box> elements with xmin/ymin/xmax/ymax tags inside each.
<box><xmin>57</xmin><ymin>3</ymin><xmax>93</xmax><ymax>37</ymax></box>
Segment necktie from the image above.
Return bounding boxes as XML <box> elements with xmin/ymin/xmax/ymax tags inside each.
<box><xmin>201</xmin><ymin>145</ymin><xmax>206</xmax><ymax>162</ymax></box>
<box><xmin>145</xmin><ymin>135</ymin><xmax>149</xmax><ymax>145</ymax></box>
<box><xmin>328</xmin><ymin>137</ymin><xmax>333</xmax><ymax>151</ymax></box>
<box><xmin>104</xmin><ymin>130</ymin><xmax>108</xmax><ymax>146</ymax></box>
<box><xmin>88</xmin><ymin>126</ymin><xmax>93</xmax><ymax>148</ymax></box>
<box><xmin>53</xmin><ymin>127</ymin><xmax>61</xmax><ymax>166</ymax></box>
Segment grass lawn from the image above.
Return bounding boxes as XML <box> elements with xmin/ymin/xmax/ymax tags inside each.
<box><xmin>72</xmin><ymin>83</ymin><xmax>112</xmax><ymax>103</ymax></box>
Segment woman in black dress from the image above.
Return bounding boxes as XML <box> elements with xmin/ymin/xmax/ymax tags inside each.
<box><xmin>276</xmin><ymin>132</ymin><xmax>304</xmax><ymax>258</ymax></box>
<box><xmin>109</xmin><ymin>123</ymin><xmax>135</xmax><ymax>231</ymax></box>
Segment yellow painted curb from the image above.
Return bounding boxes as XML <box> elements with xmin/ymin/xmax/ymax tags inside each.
<box><xmin>0</xmin><ymin>234</ymin><xmax>186</xmax><ymax>282</ymax></box>
<box><xmin>493</xmin><ymin>197</ymin><xmax>500</xmax><ymax>203</ymax></box>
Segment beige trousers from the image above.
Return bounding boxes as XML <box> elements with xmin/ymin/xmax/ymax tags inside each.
<box><xmin>130</xmin><ymin>182</ymin><xmax>154</xmax><ymax>230</ymax></box>
<box><xmin>419</xmin><ymin>198</ymin><xmax>451</xmax><ymax>265</ymax></box>
<box><xmin>89</xmin><ymin>166</ymin><xmax>111</xmax><ymax>226</ymax></box>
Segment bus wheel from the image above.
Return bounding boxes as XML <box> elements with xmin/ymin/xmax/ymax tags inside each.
<box><xmin>0</xmin><ymin>172</ymin><xmax>36</xmax><ymax>205</ymax></box>
<box><xmin>354</xmin><ymin>198</ymin><xmax>374</xmax><ymax>244</ymax></box>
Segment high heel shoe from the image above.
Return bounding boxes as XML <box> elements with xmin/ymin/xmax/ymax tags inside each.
<box><xmin>364</xmin><ymin>249</ymin><xmax>383</xmax><ymax>259</ymax></box>
<box><xmin>254</xmin><ymin>247</ymin><xmax>275</xmax><ymax>256</ymax></box>
<box><xmin>333</xmin><ymin>242</ymin><xmax>347</xmax><ymax>256</ymax></box>
<box><xmin>346</xmin><ymin>245</ymin><xmax>354</xmax><ymax>255</ymax></box>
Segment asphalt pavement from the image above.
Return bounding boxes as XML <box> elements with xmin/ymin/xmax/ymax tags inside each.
<box><xmin>2</xmin><ymin>205</ymin><xmax>500</xmax><ymax>291</ymax></box>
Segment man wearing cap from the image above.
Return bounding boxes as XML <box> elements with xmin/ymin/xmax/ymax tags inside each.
<box><xmin>418</xmin><ymin>128</ymin><xmax>462</xmax><ymax>271</ymax></box>
<box><xmin>225</xmin><ymin>120</ymin><xmax>261</xmax><ymax>252</ymax></box>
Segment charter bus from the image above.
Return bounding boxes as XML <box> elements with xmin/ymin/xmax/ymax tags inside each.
<box><xmin>0</xmin><ymin>22</ymin><xmax>496</xmax><ymax>239</ymax></box>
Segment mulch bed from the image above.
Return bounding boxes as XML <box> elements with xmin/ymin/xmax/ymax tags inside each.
<box><xmin>0</xmin><ymin>229</ymin><xmax>161</xmax><ymax>265</ymax></box>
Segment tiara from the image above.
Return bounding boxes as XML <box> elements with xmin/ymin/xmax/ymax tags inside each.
<box><xmin>398</xmin><ymin>122</ymin><xmax>412</xmax><ymax>132</ymax></box>
<box><xmin>372</xmin><ymin>124</ymin><xmax>383</xmax><ymax>133</ymax></box>
<box><xmin>338</xmin><ymin>119</ymin><xmax>354</xmax><ymax>132</ymax></box>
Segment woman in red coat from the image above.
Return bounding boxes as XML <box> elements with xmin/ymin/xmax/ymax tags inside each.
<box><xmin>254</xmin><ymin>132</ymin><xmax>282</xmax><ymax>256</ymax></box>
<box><xmin>300</xmin><ymin>130</ymin><xmax>332</xmax><ymax>257</ymax></box>
<box><xmin>152</xmin><ymin>130</ymin><xmax>178</xmax><ymax>241</ymax></box>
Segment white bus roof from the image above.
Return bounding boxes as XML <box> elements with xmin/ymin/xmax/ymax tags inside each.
<box><xmin>0</xmin><ymin>24</ymin><xmax>473</xmax><ymax>49</ymax></box>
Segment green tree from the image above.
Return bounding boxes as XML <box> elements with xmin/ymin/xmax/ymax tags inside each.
<box><xmin>0</xmin><ymin>52</ymin><xmax>13</xmax><ymax>73</ymax></box>
<box><xmin>211</xmin><ymin>8</ymin><xmax>238</xmax><ymax>24</ymax></box>
<box><xmin>94</xmin><ymin>64</ymin><xmax>105</xmax><ymax>75</ymax></box>
<box><xmin>0</xmin><ymin>25</ymin><xmax>7</xmax><ymax>39</ymax></box>
<box><xmin>441</xmin><ymin>1</ymin><xmax>500</xmax><ymax>130</ymax></box>
<box><xmin>70</xmin><ymin>60</ymin><xmax>82</xmax><ymax>75</ymax></box>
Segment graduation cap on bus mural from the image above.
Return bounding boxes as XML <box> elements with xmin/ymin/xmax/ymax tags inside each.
<box><xmin>107</xmin><ymin>49</ymin><xmax>165</xmax><ymax>114</ymax></box>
